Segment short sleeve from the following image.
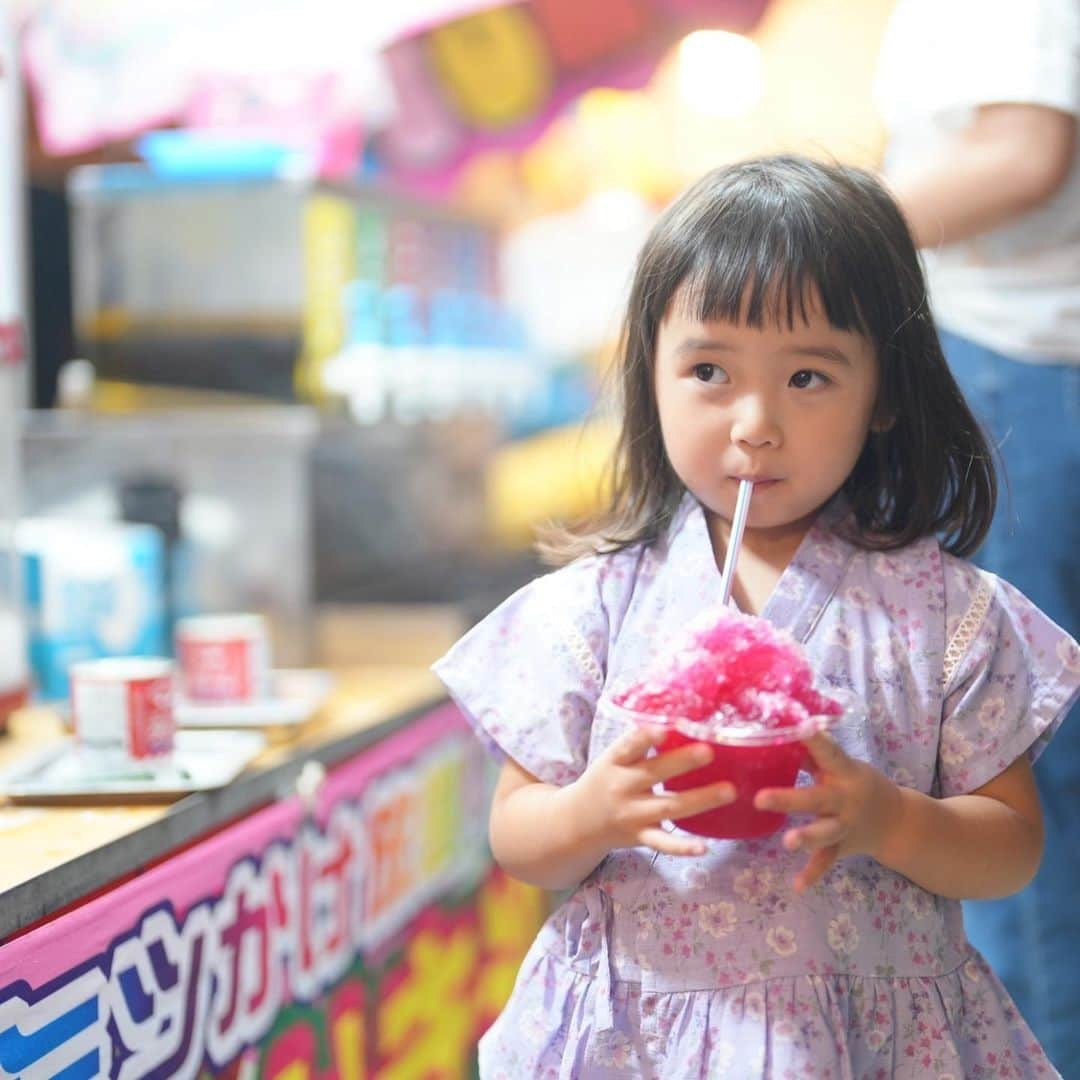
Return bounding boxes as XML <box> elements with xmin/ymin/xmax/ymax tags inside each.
<box><xmin>938</xmin><ymin>567</ymin><xmax>1080</xmax><ymax>796</ymax></box>
<box><xmin>431</xmin><ymin>556</ymin><xmax>613</xmax><ymax>787</ymax></box>
<box><xmin>876</xmin><ymin>0</ymin><xmax>1080</xmax><ymax>128</ymax></box>
<box><xmin>937</xmin><ymin>0</ymin><xmax>1080</xmax><ymax>118</ymax></box>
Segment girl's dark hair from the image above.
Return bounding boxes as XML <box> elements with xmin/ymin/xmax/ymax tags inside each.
<box><xmin>540</xmin><ymin>155</ymin><xmax>996</xmax><ymax>564</ymax></box>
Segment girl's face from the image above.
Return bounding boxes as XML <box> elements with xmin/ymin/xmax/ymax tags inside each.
<box><xmin>654</xmin><ymin>292</ymin><xmax>880</xmax><ymax>543</ymax></box>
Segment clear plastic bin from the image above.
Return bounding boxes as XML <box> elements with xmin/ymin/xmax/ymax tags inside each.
<box><xmin>20</xmin><ymin>406</ymin><xmax>317</xmax><ymax>673</ymax></box>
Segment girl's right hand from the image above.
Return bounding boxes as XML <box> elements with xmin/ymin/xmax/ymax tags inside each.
<box><xmin>569</xmin><ymin>725</ymin><xmax>735</xmax><ymax>857</ymax></box>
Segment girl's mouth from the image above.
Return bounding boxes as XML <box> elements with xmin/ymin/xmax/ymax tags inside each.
<box><xmin>731</xmin><ymin>476</ymin><xmax>780</xmax><ymax>489</ymax></box>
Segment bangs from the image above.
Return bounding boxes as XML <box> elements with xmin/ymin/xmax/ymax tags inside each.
<box><xmin>670</xmin><ymin>218</ymin><xmax>872</xmax><ymax>338</ymax></box>
<box><xmin>649</xmin><ymin>160</ymin><xmax>898</xmax><ymax>344</ymax></box>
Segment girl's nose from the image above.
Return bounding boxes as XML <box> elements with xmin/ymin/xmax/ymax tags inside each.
<box><xmin>730</xmin><ymin>396</ymin><xmax>782</xmax><ymax>448</ymax></box>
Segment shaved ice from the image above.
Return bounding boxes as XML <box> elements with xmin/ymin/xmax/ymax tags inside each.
<box><xmin>615</xmin><ymin>608</ymin><xmax>842</xmax><ymax>736</ymax></box>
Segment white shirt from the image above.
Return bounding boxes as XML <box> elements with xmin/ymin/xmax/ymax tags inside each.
<box><xmin>876</xmin><ymin>0</ymin><xmax>1080</xmax><ymax>363</ymax></box>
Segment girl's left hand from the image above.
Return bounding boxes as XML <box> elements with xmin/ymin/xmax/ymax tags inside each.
<box><xmin>753</xmin><ymin>733</ymin><xmax>902</xmax><ymax>892</ymax></box>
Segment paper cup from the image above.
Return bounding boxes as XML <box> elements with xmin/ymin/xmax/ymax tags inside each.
<box><xmin>70</xmin><ymin>657</ymin><xmax>175</xmax><ymax>770</ymax></box>
<box><xmin>613</xmin><ymin>700</ymin><xmax>844</xmax><ymax>839</ymax></box>
<box><xmin>175</xmin><ymin>614</ymin><xmax>271</xmax><ymax>704</ymax></box>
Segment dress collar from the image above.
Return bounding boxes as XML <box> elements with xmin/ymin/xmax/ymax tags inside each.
<box><xmin>665</xmin><ymin>490</ymin><xmax>858</xmax><ymax>643</ymax></box>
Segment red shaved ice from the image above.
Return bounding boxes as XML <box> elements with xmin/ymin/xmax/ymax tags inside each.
<box><xmin>614</xmin><ymin>608</ymin><xmax>841</xmax><ymax>735</ymax></box>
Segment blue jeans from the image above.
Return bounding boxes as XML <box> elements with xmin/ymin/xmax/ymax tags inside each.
<box><xmin>941</xmin><ymin>329</ymin><xmax>1080</xmax><ymax>1074</ymax></box>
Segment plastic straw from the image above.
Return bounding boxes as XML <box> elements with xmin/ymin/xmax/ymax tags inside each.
<box><xmin>718</xmin><ymin>479</ymin><xmax>754</xmax><ymax>607</ymax></box>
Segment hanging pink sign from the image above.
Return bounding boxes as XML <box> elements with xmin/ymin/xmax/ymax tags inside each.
<box><xmin>380</xmin><ymin>0</ymin><xmax>769</xmax><ymax>188</ymax></box>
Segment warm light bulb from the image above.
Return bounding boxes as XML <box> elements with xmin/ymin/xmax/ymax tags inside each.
<box><xmin>677</xmin><ymin>30</ymin><xmax>762</xmax><ymax>118</ymax></box>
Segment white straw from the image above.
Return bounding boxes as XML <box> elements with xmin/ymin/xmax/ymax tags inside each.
<box><xmin>719</xmin><ymin>479</ymin><xmax>754</xmax><ymax>607</ymax></box>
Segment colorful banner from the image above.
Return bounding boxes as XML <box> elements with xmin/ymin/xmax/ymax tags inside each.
<box><xmin>0</xmin><ymin>704</ymin><xmax>546</xmax><ymax>1078</ymax></box>
<box><xmin>23</xmin><ymin>1</ymin><xmax>768</xmax><ymax>187</ymax></box>
<box><xmin>380</xmin><ymin>0</ymin><xmax>769</xmax><ymax>188</ymax></box>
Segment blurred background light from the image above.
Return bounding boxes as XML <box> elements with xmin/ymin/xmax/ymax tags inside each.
<box><xmin>677</xmin><ymin>30</ymin><xmax>762</xmax><ymax>118</ymax></box>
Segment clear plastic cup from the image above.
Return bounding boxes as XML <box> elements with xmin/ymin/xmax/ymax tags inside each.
<box><xmin>612</xmin><ymin>701</ymin><xmax>842</xmax><ymax>839</ymax></box>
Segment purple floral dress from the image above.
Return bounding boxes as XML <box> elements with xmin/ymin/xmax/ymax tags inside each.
<box><xmin>434</xmin><ymin>495</ymin><xmax>1080</xmax><ymax>1079</ymax></box>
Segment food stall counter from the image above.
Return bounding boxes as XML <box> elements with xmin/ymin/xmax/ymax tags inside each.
<box><xmin>0</xmin><ymin>662</ymin><xmax>544</xmax><ymax>1078</ymax></box>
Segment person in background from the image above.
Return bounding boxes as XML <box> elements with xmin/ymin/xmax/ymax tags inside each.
<box><xmin>876</xmin><ymin>0</ymin><xmax>1080</xmax><ymax>1071</ymax></box>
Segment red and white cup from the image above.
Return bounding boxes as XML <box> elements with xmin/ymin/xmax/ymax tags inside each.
<box><xmin>175</xmin><ymin>614</ymin><xmax>271</xmax><ymax>704</ymax></box>
<box><xmin>70</xmin><ymin>657</ymin><xmax>176</xmax><ymax>770</ymax></box>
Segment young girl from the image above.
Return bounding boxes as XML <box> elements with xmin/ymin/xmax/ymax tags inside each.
<box><xmin>434</xmin><ymin>156</ymin><xmax>1079</xmax><ymax>1079</ymax></box>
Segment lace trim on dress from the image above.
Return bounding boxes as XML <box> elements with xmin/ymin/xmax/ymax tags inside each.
<box><xmin>943</xmin><ymin>572</ymin><xmax>995</xmax><ymax>691</ymax></box>
<box><xmin>564</xmin><ymin>623</ymin><xmax>605</xmax><ymax>690</ymax></box>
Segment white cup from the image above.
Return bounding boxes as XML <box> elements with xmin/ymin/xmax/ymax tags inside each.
<box><xmin>70</xmin><ymin>657</ymin><xmax>175</xmax><ymax>771</ymax></box>
<box><xmin>175</xmin><ymin>613</ymin><xmax>272</xmax><ymax>704</ymax></box>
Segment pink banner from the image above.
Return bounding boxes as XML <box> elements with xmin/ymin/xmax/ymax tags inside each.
<box><xmin>19</xmin><ymin>0</ymin><xmax>497</xmax><ymax>158</ymax></box>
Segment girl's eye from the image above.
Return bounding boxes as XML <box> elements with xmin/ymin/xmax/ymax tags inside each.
<box><xmin>790</xmin><ymin>369</ymin><xmax>830</xmax><ymax>390</ymax></box>
<box><xmin>693</xmin><ymin>363</ymin><xmax>729</xmax><ymax>384</ymax></box>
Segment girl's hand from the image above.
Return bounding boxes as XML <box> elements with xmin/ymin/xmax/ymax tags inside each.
<box><xmin>753</xmin><ymin>733</ymin><xmax>903</xmax><ymax>892</ymax></box>
<box><xmin>570</xmin><ymin>725</ymin><xmax>736</xmax><ymax>858</ymax></box>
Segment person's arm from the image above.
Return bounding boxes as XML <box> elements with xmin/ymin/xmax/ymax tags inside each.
<box><xmin>754</xmin><ymin>734</ymin><xmax>1043</xmax><ymax>898</ymax></box>
<box><xmin>875</xmin><ymin>755</ymin><xmax>1042</xmax><ymax>898</ymax></box>
<box><xmin>888</xmin><ymin>102</ymin><xmax>1077</xmax><ymax>248</ymax></box>
<box><xmin>489</xmin><ymin>726</ymin><xmax>736</xmax><ymax>891</ymax></box>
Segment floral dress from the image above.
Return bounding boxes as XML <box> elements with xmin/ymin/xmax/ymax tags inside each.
<box><xmin>433</xmin><ymin>495</ymin><xmax>1080</xmax><ymax>1079</ymax></box>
